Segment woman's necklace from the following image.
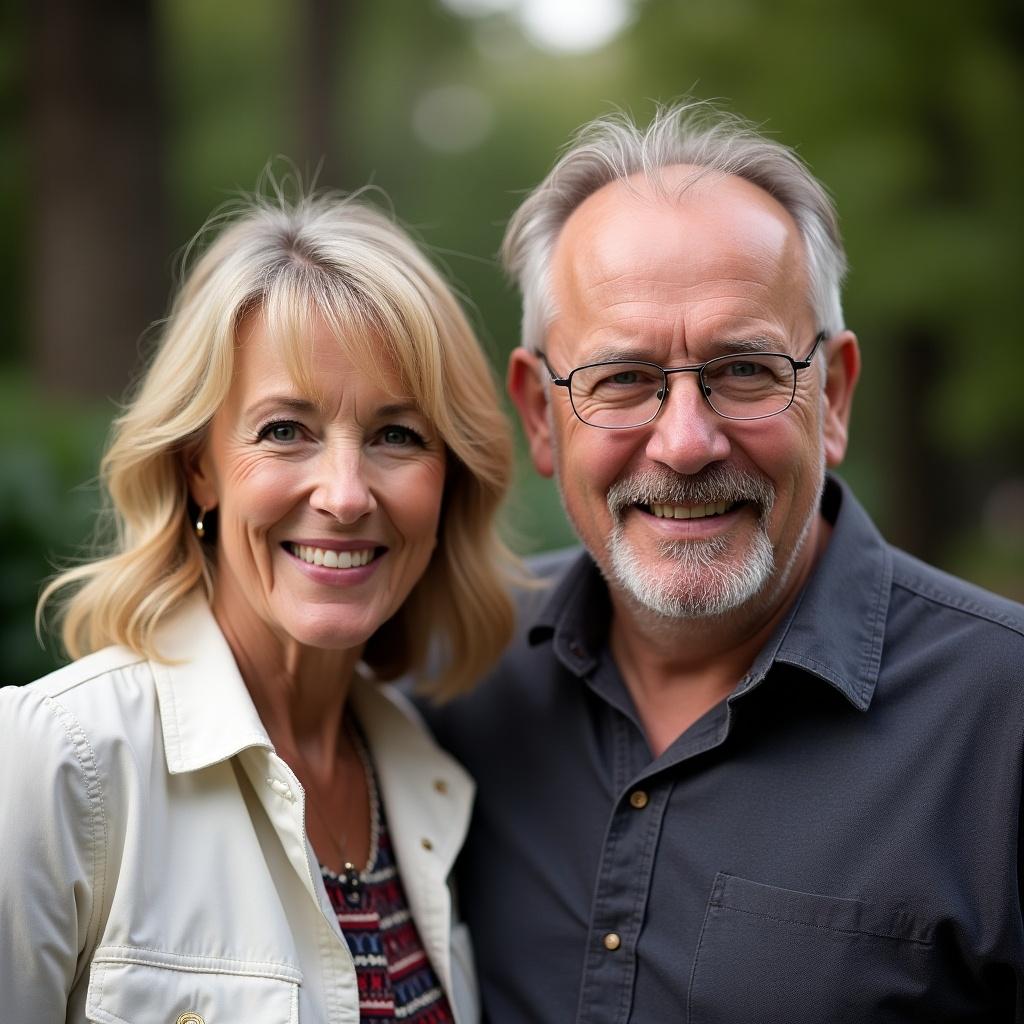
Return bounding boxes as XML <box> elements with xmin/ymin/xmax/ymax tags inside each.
<box><xmin>299</xmin><ymin>718</ymin><xmax>379</xmax><ymax>907</ymax></box>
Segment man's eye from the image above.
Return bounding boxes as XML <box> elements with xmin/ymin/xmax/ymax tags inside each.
<box><xmin>728</xmin><ymin>362</ymin><xmax>762</xmax><ymax>377</ymax></box>
<box><xmin>608</xmin><ymin>370</ymin><xmax>641</xmax><ymax>385</ymax></box>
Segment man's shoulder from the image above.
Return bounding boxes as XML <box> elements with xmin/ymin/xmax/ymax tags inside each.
<box><xmin>887</xmin><ymin>545</ymin><xmax>1024</xmax><ymax>640</ymax></box>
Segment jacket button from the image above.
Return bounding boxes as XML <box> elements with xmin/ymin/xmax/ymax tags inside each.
<box><xmin>176</xmin><ymin>1014</ymin><xmax>206</xmax><ymax>1024</ymax></box>
<box><xmin>629</xmin><ymin>790</ymin><xmax>649</xmax><ymax>809</ymax></box>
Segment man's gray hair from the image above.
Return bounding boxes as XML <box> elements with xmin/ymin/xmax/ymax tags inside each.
<box><xmin>501</xmin><ymin>100</ymin><xmax>847</xmax><ymax>352</ymax></box>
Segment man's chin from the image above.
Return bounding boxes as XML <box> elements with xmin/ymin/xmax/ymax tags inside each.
<box><xmin>607</xmin><ymin>533</ymin><xmax>776</xmax><ymax>621</ymax></box>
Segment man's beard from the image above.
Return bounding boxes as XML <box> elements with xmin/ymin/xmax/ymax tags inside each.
<box><xmin>604</xmin><ymin>465</ymin><xmax>781</xmax><ymax>620</ymax></box>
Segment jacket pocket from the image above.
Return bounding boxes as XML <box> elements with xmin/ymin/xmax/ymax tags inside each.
<box><xmin>687</xmin><ymin>873</ymin><xmax>934</xmax><ymax>1024</ymax></box>
<box><xmin>86</xmin><ymin>945</ymin><xmax>302</xmax><ymax>1023</ymax></box>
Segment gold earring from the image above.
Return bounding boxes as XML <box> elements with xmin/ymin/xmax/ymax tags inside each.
<box><xmin>194</xmin><ymin>507</ymin><xmax>206</xmax><ymax>539</ymax></box>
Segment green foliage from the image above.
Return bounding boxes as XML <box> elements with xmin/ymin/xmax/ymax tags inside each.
<box><xmin>0</xmin><ymin>374</ymin><xmax>109</xmax><ymax>683</ymax></box>
<box><xmin>3</xmin><ymin>0</ymin><xmax>1021</xmax><ymax>682</ymax></box>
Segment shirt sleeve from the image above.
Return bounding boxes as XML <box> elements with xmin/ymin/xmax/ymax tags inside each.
<box><xmin>0</xmin><ymin>685</ymin><xmax>104</xmax><ymax>1019</ymax></box>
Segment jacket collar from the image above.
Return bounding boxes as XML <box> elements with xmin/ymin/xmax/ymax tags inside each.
<box><xmin>151</xmin><ymin>591</ymin><xmax>274</xmax><ymax>775</ymax></box>
<box><xmin>527</xmin><ymin>474</ymin><xmax>892</xmax><ymax>713</ymax></box>
<box><xmin>352</xmin><ymin>677</ymin><xmax>474</xmax><ymax>874</ymax></box>
<box><xmin>150</xmin><ymin>592</ymin><xmax>475</xmax><ymax>842</ymax></box>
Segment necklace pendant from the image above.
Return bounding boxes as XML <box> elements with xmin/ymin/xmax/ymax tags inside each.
<box><xmin>340</xmin><ymin>862</ymin><xmax>362</xmax><ymax>906</ymax></box>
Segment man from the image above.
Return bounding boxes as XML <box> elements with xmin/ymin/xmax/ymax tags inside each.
<box><xmin>425</xmin><ymin>102</ymin><xmax>1024</xmax><ymax>1021</ymax></box>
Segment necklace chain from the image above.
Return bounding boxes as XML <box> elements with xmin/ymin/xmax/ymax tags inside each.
<box><xmin>302</xmin><ymin>717</ymin><xmax>379</xmax><ymax>906</ymax></box>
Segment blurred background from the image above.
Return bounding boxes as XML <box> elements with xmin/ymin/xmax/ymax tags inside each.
<box><xmin>3</xmin><ymin>0</ymin><xmax>1022</xmax><ymax>683</ymax></box>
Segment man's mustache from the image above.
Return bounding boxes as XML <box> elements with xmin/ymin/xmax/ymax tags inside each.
<box><xmin>607</xmin><ymin>466</ymin><xmax>776</xmax><ymax>522</ymax></box>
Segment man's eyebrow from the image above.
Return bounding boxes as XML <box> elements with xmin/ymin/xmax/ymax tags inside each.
<box><xmin>703</xmin><ymin>335</ymin><xmax>781</xmax><ymax>355</ymax></box>
<box><xmin>582</xmin><ymin>336</ymin><xmax>782</xmax><ymax>365</ymax></box>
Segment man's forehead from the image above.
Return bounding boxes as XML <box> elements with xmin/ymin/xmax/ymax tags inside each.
<box><xmin>550</xmin><ymin>167</ymin><xmax>805</xmax><ymax>298</ymax></box>
<box><xmin>558</xmin><ymin>166</ymin><xmax>798</xmax><ymax>256</ymax></box>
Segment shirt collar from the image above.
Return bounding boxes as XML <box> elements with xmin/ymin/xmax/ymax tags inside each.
<box><xmin>767</xmin><ymin>475</ymin><xmax>892</xmax><ymax>710</ymax></box>
<box><xmin>526</xmin><ymin>474</ymin><xmax>892</xmax><ymax>712</ymax></box>
<box><xmin>151</xmin><ymin>591</ymin><xmax>274</xmax><ymax>774</ymax></box>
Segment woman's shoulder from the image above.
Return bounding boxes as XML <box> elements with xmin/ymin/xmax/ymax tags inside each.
<box><xmin>1</xmin><ymin>645</ymin><xmax>159</xmax><ymax>766</ymax></box>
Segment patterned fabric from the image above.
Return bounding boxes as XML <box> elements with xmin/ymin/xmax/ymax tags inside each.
<box><xmin>321</xmin><ymin>765</ymin><xmax>454</xmax><ymax>1023</ymax></box>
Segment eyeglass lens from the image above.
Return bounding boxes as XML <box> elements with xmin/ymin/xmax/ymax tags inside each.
<box><xmin>569</xmin><ymin>354</ymin><xmax>798</xmax><ymax>427</ymax></box>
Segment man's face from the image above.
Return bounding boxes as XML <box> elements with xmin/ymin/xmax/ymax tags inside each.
<box><xmin>510</xmin><ymin>168</ymin><xmax>856</xmax><ymax>627</ymax></box>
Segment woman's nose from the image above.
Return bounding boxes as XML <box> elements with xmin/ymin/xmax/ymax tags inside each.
<box><xmin>309</xmin><ymin>449</ymin><xmax>377</xmax><ymax>524</ymax></box>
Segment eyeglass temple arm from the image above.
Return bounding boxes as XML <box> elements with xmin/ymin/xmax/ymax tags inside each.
<box><xmin>793</xmin><ymin>332</ymin><xmax>828</xmax><ymax>368</ymax></box>
<box><xmin>536</xmin><ymin>350</ymin><xmax>571</xmax><ymax>387</ymax></box>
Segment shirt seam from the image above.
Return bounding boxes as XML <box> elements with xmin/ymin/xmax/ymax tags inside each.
<box><xmin>891</xmin><ymin>573</ymin><xmax>1024</xmax><ymax>637</ymax></box>
<box><xmin>707</xmin><ymin>902</ymin><xmax>934</xmax><ymax>946</ymax></box>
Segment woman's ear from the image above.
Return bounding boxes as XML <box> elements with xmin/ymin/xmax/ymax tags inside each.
<box><xmin>507</xmin><ymin>347</ymin><xmax>555</xmax><ymax>478</ymax></box>
<box><xmin>822</xmin><ymin>330</ymin><xmax>861</xmax><ymax>469</ymax></box>
<box><xmin>183</xmin><ymin>440</ymin><xmax>219</xmax><ymax>512</ymax></box>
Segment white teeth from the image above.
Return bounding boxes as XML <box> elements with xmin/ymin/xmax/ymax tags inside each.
<box><xmin>289</xmin><ymin>544</ymin><xmax>375</xmax><ymax>568</ymax></box>
<box><xmin>649</xmin><ymin>501</ymin><xmax>732</xmax><ymax>520</ymax></box>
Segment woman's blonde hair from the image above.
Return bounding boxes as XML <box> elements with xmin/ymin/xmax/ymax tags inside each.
<box><xmin>39</xmin><ymin>185</ymin><xmax>517</xmax><ymax>699</ymax></box>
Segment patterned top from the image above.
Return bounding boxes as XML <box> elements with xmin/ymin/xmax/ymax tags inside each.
<box><xmin>321</xmin><ymin>735</ymin><xmax>455</xmax><ymax>1023</ymax></box>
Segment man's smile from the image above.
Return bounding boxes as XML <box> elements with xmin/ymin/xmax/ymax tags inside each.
<box><xmin>644</xmin><ymin>500</ymin><xmax>742</xmax><ymax>520</ymax></box>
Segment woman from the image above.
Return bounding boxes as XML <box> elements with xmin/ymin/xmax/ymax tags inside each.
<box><xmin>0</xmin><ymin>188</ymin><xmax>515</xmax><ymax>1023</ymax></box>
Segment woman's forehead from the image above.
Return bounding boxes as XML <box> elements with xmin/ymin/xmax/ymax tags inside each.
<box><xmin>233</xmin><ymin>309</ymin><xmax>423</xmax><ymax>412</ymax></box>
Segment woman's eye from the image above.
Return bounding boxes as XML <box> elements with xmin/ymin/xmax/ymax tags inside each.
<box><xmin>258</xmin><ymin>421</ymin><xmax>302</xmax><ymax>443</ymax></box>
<box><xmin>381</xmin><ymin>425</ymin><xmax>425</xmax><ymax>447</ymax></box>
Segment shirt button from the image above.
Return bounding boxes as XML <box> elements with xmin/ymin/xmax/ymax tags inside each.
<box><xmin>603</xmin><ymin>932</ymin><xmax>621</xmax><ymax>951</ymax></box>
<box><xmin>568</xmin><ymin>640</ymin><xmax>585</xmax><ymax>658</ymax></box>
<box><xmin>176</xmin><ymin>1013</ymin><xmax>206</xmax><ymax>1024</ymax></box>
<box><xmin>421</xmin><ymin>837</ymin><xmax>434</xmax><ymax>851</ymax></box>
<box><xmin>629</xmin><ymin>790</ymin><xmax>649</xmax><ymax>809</ymax></box>
<box><xmin>433</xmin><ymin>779</ymin><xmax>448</xmax><ymax>794</ymax></box>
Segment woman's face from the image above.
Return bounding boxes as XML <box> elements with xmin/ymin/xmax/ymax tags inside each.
<box><xmin>189</xmin><ymin>313</ymin><xmax>447</xmax><ymax>656</ymax></box>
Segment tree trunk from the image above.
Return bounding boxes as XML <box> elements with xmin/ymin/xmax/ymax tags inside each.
<box><xmin>29</xmin><ymin>0</ymin><xmax>167</xmax><ymax>401</ymax></box>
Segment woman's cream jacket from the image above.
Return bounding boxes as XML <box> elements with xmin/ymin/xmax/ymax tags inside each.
<box><xmin>0</xmin><ymin>594</ymin><xmax>479</xmax><ymax>1024</ymax></box>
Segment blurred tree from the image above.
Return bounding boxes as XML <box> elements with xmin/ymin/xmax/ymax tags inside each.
<box><xmin>29</xmin><ymin>0</ymin><xmax>168</xmax><ymax>400</ymax></box>
<box><xmin>4</xmin><ymin>0</ymin><xmax>1021</xmax><ymax>685</ymax></box>
<box><xmin>297</xmin><ymin>0</ymin><xmax>346</xmax><ymax>182</ymax></box>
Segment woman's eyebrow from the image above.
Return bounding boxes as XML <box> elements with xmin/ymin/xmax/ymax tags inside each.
<box><xmin>246</xmin><ymin>396</ymin><xmax>319</xmax><ymax>419</ymax></box>
<box><xmin>376</xmin><ymin>401</ymin><xmax>422</xmax><ymax>418</ymax></box>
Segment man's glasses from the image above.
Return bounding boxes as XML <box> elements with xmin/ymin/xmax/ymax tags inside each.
<box><xmin>538</xmin><ymin>333</ymin><xmax>827</xmax><ymax>429</ymax></box>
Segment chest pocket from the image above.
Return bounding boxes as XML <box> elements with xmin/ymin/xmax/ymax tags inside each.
<box><xmin>86</xmin><ymin>946</ymin><xmax>302</xmax><ymax>1024</ymax></box>
<box><xmin>687</xmin><ymin>873</ymin><xmax>935</xmax><ymax>1024</ymax></box>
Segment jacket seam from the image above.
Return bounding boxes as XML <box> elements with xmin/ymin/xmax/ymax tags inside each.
<box><xmin>92</xmin><ymin>951</ymin><xmax>301</xmax><ymax>983</ymax></box>
<box><xmin>93</xmin><ymin>944</ymin><xmax>302</xmax><ymax>976</ymax></box>
<box><xmin>44</xmin><ymin>695</ymin><xmax>107</xmax><ymax>955</ymax></box>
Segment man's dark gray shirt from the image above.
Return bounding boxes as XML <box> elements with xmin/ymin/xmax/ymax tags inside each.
<box><xmin>423</xmin><ymin>476</ymin><xmax>1024</xmax><ymax>1022</ymax></box>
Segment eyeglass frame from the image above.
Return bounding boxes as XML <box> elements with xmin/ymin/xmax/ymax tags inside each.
<box><xmin>536</xmin><ymin>332</ymin><xmax>828</xmax><ymax>429</ymax></box>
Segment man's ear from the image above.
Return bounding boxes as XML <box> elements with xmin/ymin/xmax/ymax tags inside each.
<box><xmin>507</xmin><ymin>347</ymin><xmax>555</xmax><ymax>478</ymax></box>
<box><xmin>822</xmin><ymin>330</ymin><xmax>860</xmax><ymax>468</ymax></box>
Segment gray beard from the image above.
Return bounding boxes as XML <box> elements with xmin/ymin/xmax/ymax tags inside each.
<box><xmin>605</xmin><ymin>465</ymin><xmax>782</xmax><ymax>620</ymax></box>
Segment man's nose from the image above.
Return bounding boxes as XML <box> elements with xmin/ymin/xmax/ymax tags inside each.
<box><xmin>643</xmin><ymin>372</ymin><xmax>732</xmax><ymax>474</ymax></box>
<box><xmin>309</xmin><ymin>448</ymin><xmax>377</xmax><ymax>524</ymax></box>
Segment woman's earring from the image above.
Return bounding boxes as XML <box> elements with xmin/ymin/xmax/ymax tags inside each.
<box><xmin>194</xmin><ymin>507</ymin><xmax>207</xmax><ymax>539</ymax></box>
